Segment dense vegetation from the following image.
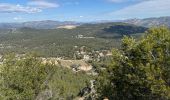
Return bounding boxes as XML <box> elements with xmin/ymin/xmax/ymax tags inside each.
<box><xmin>0</xmin><ymin>53</ymin><xmax>54</xmax><ymax>100</ymax></box>
<box><xmin>0</xmin><ymin>22</ymin><xmax>146</xmax><ymax>58</ymax></box>
<box><xmin>96</xmin><ymin>27</ymin><xmax>170</xmax><ymax>100</ymax></box>
<box><xmin>48</xmin><ymin>68</ymin><xmax>93</xmax><ymax>99</ymax></box>
<box><xmin>1</xmin><ymin>22</ymin><xmax>170</xmax><ymax>100</ymax></box>
<box><xmin>0</xmin><ymin>53</ymin><xmax>92</xmax><ymax>100</ymax></box>
<box><xmin>102</xmin><ymin>24</ymin><xmax>147</xmax><ymax>38</ymax></box>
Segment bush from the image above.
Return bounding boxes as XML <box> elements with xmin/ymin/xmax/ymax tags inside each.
<box><xmin>96</xmin><ymin>27</ymin><xmax>170</xmax><ymax>100</ymax></box>
<box><xmin>0</xmin><ymin>53</ymin><xmax>55</xmax><ymax>100</ymax></box>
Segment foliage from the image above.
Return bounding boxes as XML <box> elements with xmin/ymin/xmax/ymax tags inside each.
<box><xmin>103</xmin><ymin>24</ymin><xmax>147</xmax><ymax>36</ymax></box>
<box><xmin>0</xmin><ymin>23</ymin><xmax>146</xmax><ymax>58</ymax></box>
<box><xmin>96</xmin><ymin>27</ymin><xmax>170</xmax><ymax>100</ymax></box>
<box><xmin>48</xmin><ymin>67</ymin><xmax>93</xmax><ymax>99</ymax></box>
<box><xmin>0</xmin><ymin>53</ymin><xmax>55</xmax><ymax>100</ymax></box>
<box><xmin>0</xmin><ymin>53</ymin><xmax>93</xmax><ymax>100</ymax></box>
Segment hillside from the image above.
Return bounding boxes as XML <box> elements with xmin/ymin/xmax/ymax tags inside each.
<box><xmin>125</xmin><ymin>16</ymin><xmax>170</xmax><ymax>27</ymax></box>
<box><xmin>1</xmin><ymin>16</ymin><xmax>170</xmax><ymax>29</ymax></box>
<box><xmin>0</xmin><ymin>22</ymin><xmax>147</xmax><ymax>58</ymax></box>
<box><xmin>0</xmin><ymin>20</ymin><xmax>81</xmax><ymax>29</ymax></box>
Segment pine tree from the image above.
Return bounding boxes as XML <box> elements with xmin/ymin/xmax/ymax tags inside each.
<box><xmin>96</xmin><ymin>27</ymin><xmax>170</xmax><ymax>100</ymax></box>
<box><xmin>0</xmin><ymin>53</ymin><xmax>55</xmax><ymax>100</ymax></box>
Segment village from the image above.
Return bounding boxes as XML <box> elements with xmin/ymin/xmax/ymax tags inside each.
<box><xmin>41</xmin><ymin>46</ymin><xmax>112</xmax><ymax>73</ymax></box>
<box><xmin>0</xmin><ymin>45</ymin><xmax>112</xmax><ymax>74</ymax></box>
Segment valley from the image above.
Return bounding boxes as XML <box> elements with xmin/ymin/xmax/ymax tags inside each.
<box><xmin>0</xmin><ymin>22</ymin><xmax>147</xmax><ymax>58</ymax></box>
<box><xmin>1</xmin><ymin>16</ymin><xmax>170</xmax><ymax>100</ymax></box>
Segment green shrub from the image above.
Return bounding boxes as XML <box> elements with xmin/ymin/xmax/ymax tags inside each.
<box><xmin>0</xmin><ymin>53</ymin><xmax>55</xmax><ymax>100</ymax></box>
<box><xmin>96</xmin><ymin>27</ymin><xmax>170</xmax><ymax>100</ymax></box>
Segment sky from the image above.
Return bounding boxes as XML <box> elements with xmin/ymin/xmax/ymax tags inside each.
<box><xmin>0</xmin><ymin>0</ymin><xmax>170</xmax><ymax>22</ymax></box>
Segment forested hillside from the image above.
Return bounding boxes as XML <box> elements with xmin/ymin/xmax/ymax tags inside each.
<box><xmin>1</xmin><ymin>27</ymin><xmax>170</xmax><ymax>100</ymax></box>
<box><xmin>0</xmin><ymin>22</ymin><xmax>147</xmax><ymax>58</ymax></box>
<box><xmin>125</xmin><ymin>16</ymin><xmax>170</xmax><ymax>27</ymax></box>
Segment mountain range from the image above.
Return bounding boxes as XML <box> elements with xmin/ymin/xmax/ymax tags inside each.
<box><xmin>0</xmin><ymin>16</ymin><xmax>170</xmax><ymax>29</ymax></box>
<box><xmin>0</xmin><ymin>20</ymin><xmax>81</xmax><ymax>29</ymax></box>
<box><xmin>124</xmin><ymin>16</ymin><xmax>170</xmax><ymax>27</ymax></box>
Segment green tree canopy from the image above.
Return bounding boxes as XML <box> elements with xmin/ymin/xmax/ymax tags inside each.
<box><xmin>96</xmin><ymin>27</ymin><xmax>170</xmax><ymax>100</ymax></box>
<box><xmin>0</xmin><ymin>53</ymin><xmax>55</xmax><ymax>100</ymax></box>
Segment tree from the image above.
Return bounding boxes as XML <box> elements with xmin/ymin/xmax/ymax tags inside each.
<box><xmin>0</xmin><ymin>53</ymin><xmax>55</xmax><ymax>100</ymax></box>
<box><xmin>96</xmin><ymin>27</ymin><xmax>170</xmax><ymax>100</ymax></box>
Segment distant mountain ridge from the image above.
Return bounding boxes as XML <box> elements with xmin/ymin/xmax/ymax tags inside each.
<box><xmin>124</xmin><ymin>16</ymin><xmax>170</xmax><ymax>27</ymax></box>
<box><xmin>1</xmin><ymin>16</ymin><xmax>170</xmax><ymax>29</ymax></box>
<box><xmin>0</xmin><ymin>20</ymin><xmax>82</xmax><ymax>29</ymax></box>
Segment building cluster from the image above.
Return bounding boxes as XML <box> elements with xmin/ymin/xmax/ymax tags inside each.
<box><xmin>73</xmin><ymin>46</ymin><xmax>112</xmax><ymax>62</ymax></box>
<box><xmin>76</xmin><ymin>34</ymin><xmax>95</xmax><ymax>39</ymax></box>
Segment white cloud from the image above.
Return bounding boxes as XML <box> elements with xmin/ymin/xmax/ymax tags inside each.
<box><xmin>13</xmin><ymin>16</ymin><xmax>23</xmax><ymax>20</ymax></box>
<box><xmin>0</xmin><ymin>1</ymin><xmax>59</xmax><ymax>14</ymax></box>
<box><xmin>0</xmin><ymin>3</ymin><xmax>41</xmax><ymax>13</ymax></box>
<box><xmin>28</xmin><ymin>1</ymin><xmax>59</xmax><ymax>8</ymax></box>
<box><xmin>109</xmin><ymin>0</ymin><xmax>170</xmax><ymax>19</ymax></box>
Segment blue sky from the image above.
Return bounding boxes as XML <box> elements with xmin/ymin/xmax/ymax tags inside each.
<box><xmin>0</xmin><ymin>0</ymin><xmax>170</xmax><ymax>22</ymax></box>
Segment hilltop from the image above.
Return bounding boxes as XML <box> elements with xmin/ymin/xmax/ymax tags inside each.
<box><xmin>1</xmin><ymin>16</ymin><xmax>170</xmax><ymax>29</ymax></box>
<box><xmin>0</xmin><ymin>20</ymin><xmax>81</xmax><ymax>29</ymax></box>
<box><xmin>125</xmin><ymin>16</ymin><xmax>170</xmax><ymax>27</ymax></box>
